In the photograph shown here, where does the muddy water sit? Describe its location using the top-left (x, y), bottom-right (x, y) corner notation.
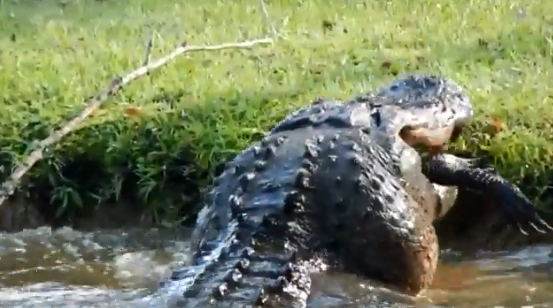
top-left (1, 227), bottom-right (553, 308)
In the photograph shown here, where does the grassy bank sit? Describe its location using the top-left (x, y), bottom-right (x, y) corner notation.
top-left (1, 0), bottom-right (552, 225)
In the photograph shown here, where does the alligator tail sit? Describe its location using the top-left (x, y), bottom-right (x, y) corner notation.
top-left (159, 131), bottom-right (315, 307)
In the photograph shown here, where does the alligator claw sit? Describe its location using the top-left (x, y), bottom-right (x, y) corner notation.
top-left (422, 154), bottom-right (553, 235)
top-left (540, 218), bottom-right (553, 231)
top-left (518, 213), bottom-right (553, 235)
top-left (529, 222), bottom-right (546, 234)
top-left (518, 224), bottom-right (529, 236)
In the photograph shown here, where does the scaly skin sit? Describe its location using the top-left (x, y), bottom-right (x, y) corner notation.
top-left (160, 74), bottom-right (552, 307)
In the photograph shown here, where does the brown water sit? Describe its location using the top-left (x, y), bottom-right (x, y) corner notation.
top-left (1, 227), bottom-right (553, 308)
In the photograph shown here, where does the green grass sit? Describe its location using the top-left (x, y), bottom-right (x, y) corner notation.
top-left (1, 0), bottom-right (553, 224)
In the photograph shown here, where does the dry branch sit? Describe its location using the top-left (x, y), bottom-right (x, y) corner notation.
top-left (258, 0), bottom-right (279, 38)
top-left (0, 37), bottom-right (273, 208)
top-left (142, 31), bottom-right (156, 66)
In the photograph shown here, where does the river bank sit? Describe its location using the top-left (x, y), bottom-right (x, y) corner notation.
top-left (1, 0), bottom-right (553, 232)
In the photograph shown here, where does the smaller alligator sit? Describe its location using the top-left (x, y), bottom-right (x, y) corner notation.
top-left (158, 74), bottom-right (552, 308)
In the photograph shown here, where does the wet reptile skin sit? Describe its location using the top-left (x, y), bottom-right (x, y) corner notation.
top-left (157, 74), bottom-right (551, 307)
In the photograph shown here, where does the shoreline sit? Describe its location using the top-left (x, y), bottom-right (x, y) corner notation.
top-left (3, 168), bottom-right (553, 253)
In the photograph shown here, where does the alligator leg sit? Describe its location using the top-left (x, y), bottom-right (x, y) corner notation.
top-left (422, 153), bottom-right (553, 234)
top-left (306, 127), bottom-right (440, 296)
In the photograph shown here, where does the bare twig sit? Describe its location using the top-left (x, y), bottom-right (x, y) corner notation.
top-left (0, 0), bottom-right (279, 209)
top-left (0, 37), bottom-right (273, 208)
top-left (258, 0), bottom-right (279, 38)
top-left (142, 31), bottom-right (156, 66)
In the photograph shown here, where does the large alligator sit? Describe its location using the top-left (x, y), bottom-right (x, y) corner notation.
top-left (156, 74), bottom-right (552, 307)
